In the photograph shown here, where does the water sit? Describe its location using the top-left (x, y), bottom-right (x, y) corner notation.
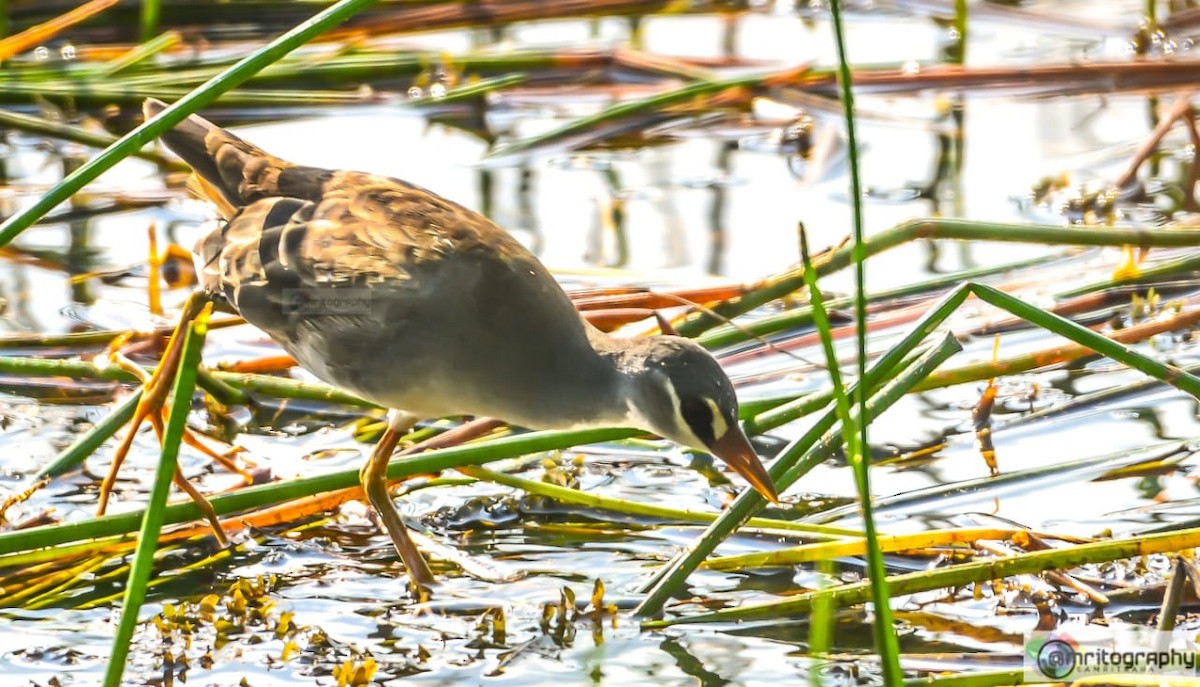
top-left (4, 3), bottom-right (1200, 684)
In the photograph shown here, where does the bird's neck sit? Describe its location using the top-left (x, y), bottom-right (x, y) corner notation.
top-left (580, 325), bottom-right (650, 428)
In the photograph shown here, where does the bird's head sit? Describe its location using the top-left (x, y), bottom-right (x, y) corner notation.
top-left (623, 336), bottom-right (779, 502)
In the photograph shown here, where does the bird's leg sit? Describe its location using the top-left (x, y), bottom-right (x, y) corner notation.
top-left (97, 291), bottom-right (211, 516)
top-left (170, 464), bottom-right (229, 547)
top-left (360, 410), bottom-right (435, 588)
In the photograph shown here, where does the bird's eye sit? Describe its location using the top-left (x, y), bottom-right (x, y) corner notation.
top-left (680, 397), bottom-right (716, 446)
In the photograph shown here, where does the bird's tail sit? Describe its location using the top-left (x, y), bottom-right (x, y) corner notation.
top-left (144, 98), bottom-right (290, 213)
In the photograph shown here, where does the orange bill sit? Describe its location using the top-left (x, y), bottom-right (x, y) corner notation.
top-left (710, 425), bottom-right (779, 502)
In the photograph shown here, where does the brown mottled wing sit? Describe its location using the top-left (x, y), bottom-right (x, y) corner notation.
top-left (155, 97), bottom-right (573, 409)
top-left (196, 169), bottom-right (532, 336)
top-left (144, 98), bottom-right (295, 211)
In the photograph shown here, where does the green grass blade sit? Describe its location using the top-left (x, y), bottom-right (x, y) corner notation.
top-left (634, 331), bottom-right (962, 616)
top-left (797, 228), bottom-right (853, 672)
top-left (827, 0), bottom-right (903, 676)
top-left (0, 0), bottom-right (380, 248)
top-left (0, 427), bottom-right (642, 556)
top-left (36, 389), bottom-right (142, 480)
top-left (971, 283), bottom-right (1200, 397)
top-left (903, 669), bottom-right (1024, 687)
top-left (635, 283), bottom-right (974, 614)
top-left (675, 219), bottom-right (1200, 338)
top-left (102, 311), bottom-right (208, 687)
top-left (641, 523), bottom-right (1200, 627)
top-left (138, 0), bottom-right (160, 43)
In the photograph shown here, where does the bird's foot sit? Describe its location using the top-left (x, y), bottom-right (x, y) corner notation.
top-left (95, 291), bottom-right (234, 547)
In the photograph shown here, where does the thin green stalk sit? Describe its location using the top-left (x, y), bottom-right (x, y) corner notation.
top-left (807, 440), bottom-right (1187, 526)
top-left (138, 0), bottom-right (160, 43)
top-left (0, 427), bottom-right (642, 556)
top-left (1158, 556), bottom-right (1186, 632)
top-left (0, 531), bottom-right (136, 570)
top-left (675, 219), bottom-right (1200, 338)
top-left (36, 390), bottom-right (141, 480)
top-left (641, 524), bottom-right (1200, 627)
top-left (0, 83), bottom-right (366, 105)
top-left (406, 73), bottom-right (527, 106)
top-left (635, 328), bottom-right (963, 617)
top-left (972, 283), bottom-right (1200, 397)
top-left (1056, 250), bottom-right (1200, 299)
top-left (797, 229), bottom-right (847, 676)
top-left (902, 670), bottom-right (1024, 687)
top-left (103, 310), bottom-right (207, 687)
top-left (195, 368), bottom-right (251, 407)
top-left (826, 2), bottom-right (901, 676)
top-left (954, 0), bottom-right (968, 65)
top-left (460, 465), bottom-right (857, 539)
top-left (698, 250), bottom-right (1062, 350)
top-left (0, 355), bottom-right (375, 407)
top-left (0, 0), bottom-right (381, 247)
top-left (99, 29), bottom-right (180, 77)
top-left (0, 317), bottom-right (242, 349)
top-left (0, 109), bottom-right (186, 169)
top-left (486, 64), bottom-right (818, 160)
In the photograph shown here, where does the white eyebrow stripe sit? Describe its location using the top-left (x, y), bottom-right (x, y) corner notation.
top-left (663, 378), bottom-right (705, 448)
top-left (704, 397), bottom-right (728, 440)
top-left (662, 377), bottom-right (686, 436)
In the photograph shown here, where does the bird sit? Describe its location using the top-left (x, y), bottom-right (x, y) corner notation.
top-left (143, 98), bottom-right (779, 588)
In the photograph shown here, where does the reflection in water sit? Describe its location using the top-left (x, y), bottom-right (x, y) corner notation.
top-left (659, 635), bottom-right (731, 686)
top-left (63, 153), bottom-right (95, 306)
top-left (602, 164), bottom-right (629, 267)
top-left (708, 141), bottom-right (736, 274)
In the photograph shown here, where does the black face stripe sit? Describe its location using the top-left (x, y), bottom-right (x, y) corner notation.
top-left (680, 397), bottom-right (715, 447)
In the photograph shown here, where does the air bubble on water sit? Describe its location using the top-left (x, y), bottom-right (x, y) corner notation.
top-left (430, 83), bottom-right (447, 99)
top-left (33, 46), bottom-right (49, 60)
top-left (61, 44), bottom-right (76, 60)
top-left (407, 86), bottom-right (423, 98)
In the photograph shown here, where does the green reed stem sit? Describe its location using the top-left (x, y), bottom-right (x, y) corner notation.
top-left (0, 109), bottom-right (186, 169)
top-left (0, 0), bottom-right (381, 248)
top-left (797, 228), bottom-right (848, 673)
top-left (138, 0), bottom-right (160, 43)
top-left (103, 311), bottom-right (206, 687)
top-left (0, 427), bottom-right (642, 556)
top-left (99, 29), bottom-right (181, 77)
top-left (641, 524), bottom-right (1200, 627)
top-left (699, 251), bottom-right (1061, 350)
top-left (36, 390), bottom-right (141, 480)
top-left (635, 329), bottom-right (963, 617)
top-left (676, 219), bottom-right (1200, 338)
top-left (486, 64), bottom-right (820, 160)
top-left (972, 283), bottom-right (1200, 397)
top-left (902, 670), bottom-right (1025, 687)
top-left (460, 465), bottom-right (857, 539)
top-left (827, 0), bottom-right (902, 673)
